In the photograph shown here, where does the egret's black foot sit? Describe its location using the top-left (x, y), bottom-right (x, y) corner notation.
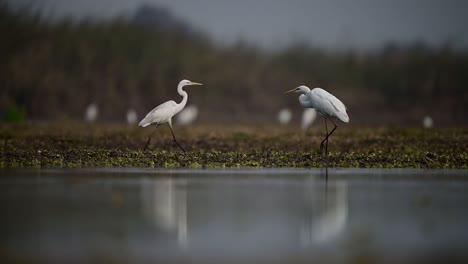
top-left (174, 140), bottom-right (186, 153)
top-left (143, 140), bottom-right (151, 151)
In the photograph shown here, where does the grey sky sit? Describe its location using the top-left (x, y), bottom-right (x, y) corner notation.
top-left (13, 0), bottom-right (468, 50)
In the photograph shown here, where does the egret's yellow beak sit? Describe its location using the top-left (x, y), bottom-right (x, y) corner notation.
top-left (284, 87), bottom-right (298, 94)
top-left (190, 82), bottom-right (203, 86)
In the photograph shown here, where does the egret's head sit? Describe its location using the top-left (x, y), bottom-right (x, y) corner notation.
top-left (284, 85), bottom-right (310, 94)
top-left (180, 79), bottom-right (203, 87)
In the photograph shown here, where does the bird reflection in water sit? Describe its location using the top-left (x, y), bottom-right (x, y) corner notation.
top-left (300, 167), bottom-right (349, 246)
top-left (139, 170), bottom-right (349, 256)
top-left (141, 178), bottom-right (188, 249)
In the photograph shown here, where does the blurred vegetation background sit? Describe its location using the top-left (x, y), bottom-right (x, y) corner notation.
top-left (1, 1), bottom-right (467, 125)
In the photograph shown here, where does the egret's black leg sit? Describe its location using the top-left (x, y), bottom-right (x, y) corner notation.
top-left (325, 118), bottom-right (329, 155)
top-left (320, 118), bottom-right (328, 154)
top-left (169, 123), bottom-right (186, 153)
top-left (325, 119), bottom-right (338, 155)
top-left (143, 125), bottom-right (159, 151)
top-left (320, 118), bottom-right (338, 155)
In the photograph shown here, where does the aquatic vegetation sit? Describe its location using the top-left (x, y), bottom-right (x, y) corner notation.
top-left (0, 123), bottom-right (466, 168)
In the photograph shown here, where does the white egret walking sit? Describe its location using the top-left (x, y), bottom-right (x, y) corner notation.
top-left (285, 86), bottom-right (349, 154)
top-left (139, 79), bottom-right (203, 152)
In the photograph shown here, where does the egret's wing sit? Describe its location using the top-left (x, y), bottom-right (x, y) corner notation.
top-left (139, 100), bottom-right (177, 127)
top-left (311, 88), bottom-right (349, 123)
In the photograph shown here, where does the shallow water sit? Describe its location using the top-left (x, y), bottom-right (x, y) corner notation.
top-left (1, 168), bottom-right (467, 264)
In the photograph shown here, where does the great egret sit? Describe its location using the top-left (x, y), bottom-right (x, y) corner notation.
top-left (139, 79), bottom-right (203, 152)
top-left (176, 105), bottom-right (198, 126)
top-left (84, 103), bottom-right (98, 122)
top-left (285, 86), bottom-right (349, 154)
top-left (278, 108), bottom-right (292, 125)
top-left (301, 108), bottom-right (317, 130)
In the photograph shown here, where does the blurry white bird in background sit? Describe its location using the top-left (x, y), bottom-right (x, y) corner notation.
top-left (285, 86), bottom-right (349, 155)
top-left (84, 103), bottom-right (98, 122)
top-left (278, 108), bottom-right (292, 125)
top-left (176, 105), bottom-right (198, 126)
top-left (138, 79), bottom-right (203, 152)
top-left (126, 108), bottom-right (138, 125)
top-left (301, 108), bottom-right (317, 130)
top-left (423, 115), bottom-right (433, 128)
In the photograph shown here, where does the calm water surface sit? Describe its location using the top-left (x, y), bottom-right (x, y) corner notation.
top-left (1, 168), bottom-right (467, 264)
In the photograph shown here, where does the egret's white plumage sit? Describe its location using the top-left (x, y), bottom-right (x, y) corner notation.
top-left (139, 79), bottom-right (202, 151)
top-left (139, 100), bottom-right (179, 128)
top-left (176, 105), bottom-right (198, 126)
top-left (278, 108), bottom-right (292, 125)
top-left (295, 86), bottom-right (349, 123)
top-left (285, 85), bottom-right (349, 154)
top-left (301, 108), bottom-right (317, 130)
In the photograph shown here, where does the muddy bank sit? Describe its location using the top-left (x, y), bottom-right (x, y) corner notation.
top-left (1, 122), bottom-right (466, 168)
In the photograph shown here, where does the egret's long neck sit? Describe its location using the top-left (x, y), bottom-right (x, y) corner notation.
top-left (299, 94), bottom-right (309, 106)
top-left (177, 84), bottom-right (188, 111)
top-left (298, 89), bottom-right (311, 107)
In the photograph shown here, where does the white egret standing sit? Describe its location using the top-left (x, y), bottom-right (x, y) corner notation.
top-left (285, 86), bottom-right (349, 155)
top-left (139, 79), bottom-right (203, 152)
top-left (301, 108), bottom-right (317, 130)
top-left (278, 108), bottom-right (292, 125)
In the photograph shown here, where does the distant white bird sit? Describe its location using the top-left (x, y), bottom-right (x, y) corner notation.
top-left (176, 105), bottom-right (198, 126)
top-left (126, 109), bottom-right (138, 125)
top-left (301, 108), bottom-right (317, 130)
top-left (139, 79), bottom-right (202, 152)
top-left (278, 108), bottom-right (292, 125)
top-left (84, 103), bottom-right (98, 122)
top-left (285, 86), bottom-right (349, 154)
top-left (423, 115), bottom-right (433, 128)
